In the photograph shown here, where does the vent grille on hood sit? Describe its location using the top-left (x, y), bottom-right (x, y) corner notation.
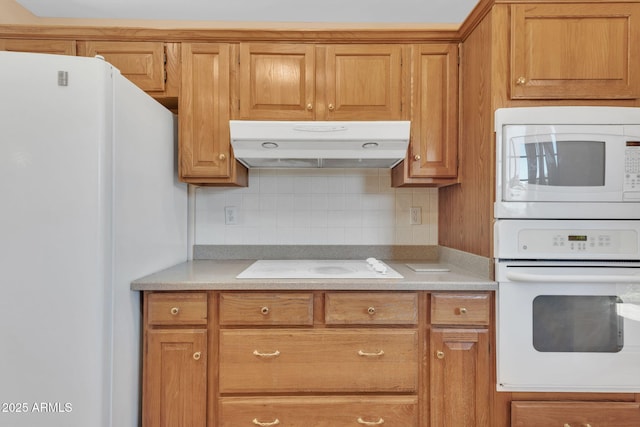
top-left (230, 120), bottom-right (410, 168)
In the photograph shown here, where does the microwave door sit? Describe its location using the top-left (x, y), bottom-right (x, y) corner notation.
top-left (502, 132), bottom-right (624, 202)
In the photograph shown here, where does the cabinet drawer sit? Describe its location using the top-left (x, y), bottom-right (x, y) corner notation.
top-left (512, 401), bottom-right (640, 427)
top-left (219, 292), bottom-right (313, 326)
top-left (147, 292), bottom-right (207, 326)
top-left (325, 292), bottom-right (418, 325)
top-left (431, 293), bottom-right (490, 325)
top-left (219, 329), bottom-right (418, 393)
top-left (219, 396), bottom-right (418, 427)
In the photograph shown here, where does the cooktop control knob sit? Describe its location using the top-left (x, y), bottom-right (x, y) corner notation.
top-left (366, 257), bottom-right (388, 274)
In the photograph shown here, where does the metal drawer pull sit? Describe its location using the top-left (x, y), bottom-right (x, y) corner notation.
top-left (367, 306), bottom-right (376, 315)
top-left (459, 307), bottom-right (468, 314)
top-left (252, 418), bottom-right (280, 426)
top-left (170, 307), bottom-right (179, 315)
top-left (260, 306), bottom-right (270, 315)
top-left (357, 417), bottom-right (384, 425)
top-left (193, 352), bottom-right (201, 361)
top-left (253, 350), bottom-right (281, 358)
top-left (358, 349), bottom-right (385, 357)
top-left (436, 351), bottom-right (445, 359)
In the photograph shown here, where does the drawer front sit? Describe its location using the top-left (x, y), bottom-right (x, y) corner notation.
top-left (219, 292), bottom-right (314, 326)
top-left (512, 401), bottom-right (640, 427)
top-left (219, 329), bottom-right (418, 393)
top-left (325, 292), bottom-right (418, 325)
top-left (219, 396), bottom-right (418, 427)
top-left (147, 292), bottom-right (207, 326)
top-left (431, 292), bottom-right (490, 325)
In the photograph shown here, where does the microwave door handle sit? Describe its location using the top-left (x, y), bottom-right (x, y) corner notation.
top-left (505, 271), bottom-right (640, 283)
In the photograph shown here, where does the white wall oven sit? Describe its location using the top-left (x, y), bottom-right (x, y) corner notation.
top-left (494, 106), bottom-right (640, 393)
top-left (495, 106), bottom-right (640, 219)
top-left (495, 220), bottom-right (640, 392)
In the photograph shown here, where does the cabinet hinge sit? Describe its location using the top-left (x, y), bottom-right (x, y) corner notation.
top-left (163, 47), bottom-right (168, 83)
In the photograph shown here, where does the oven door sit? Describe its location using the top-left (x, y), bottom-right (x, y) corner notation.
top-left (496, 263), bottom-right (640, 392)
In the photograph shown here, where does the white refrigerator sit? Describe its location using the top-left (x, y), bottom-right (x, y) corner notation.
top-left (0, 51), bottom-right (188, 426)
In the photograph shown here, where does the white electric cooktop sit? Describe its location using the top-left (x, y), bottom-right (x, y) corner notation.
top-left (236, 258), bottom-right (403, 279)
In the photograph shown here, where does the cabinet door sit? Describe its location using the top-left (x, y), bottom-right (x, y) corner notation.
top-left (430, 328), bottom-right (491, 427)
top-left (324, 44), bottom-right (406, 120)
top-left (511, 3), bottom-right (640, 99)
top-left (410, 44), bottom-right (458, 178)
top-left (239, 43), bottom-right (315, 120)
top-left (391, 44), bottom-right (459, 187)
top-left (0, 39), bottom-right (76, 55)
top-left (180, 43), bottom-right (247, 185)
top-left (143, 329), bottom-right (207, 427)
top-left (78, 41), bottom-right (166, 92)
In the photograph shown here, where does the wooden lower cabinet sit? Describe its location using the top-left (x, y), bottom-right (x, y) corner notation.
top-left (143, 329), bottom-right (207, 427)
top-left (219, 396), bottom-right (419, 427)
top-left (142, 290), bottom-right (497, 427)
top-left (430, 328), bottom-right (491, 427)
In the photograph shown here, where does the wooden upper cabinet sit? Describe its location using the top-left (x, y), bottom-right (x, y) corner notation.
top-left (510, 3), bottom-right (640, 99)
top-left (324, 44), bottom-right (405, 120)
top-left (0, 39), bottom-right (76, 55)
top-left (392, 43), bottom-right (459, 187)
top-left (78, 41), bottom-right (167, 92)
top-left (238, 43), bottom-right (407, 120)
top-left (239, 43), bottom-right (315, 120)
top-left (180, 43), bottom-right (247, 186)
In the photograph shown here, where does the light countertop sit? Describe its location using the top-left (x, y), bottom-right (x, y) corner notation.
top-left (131, 259), bottom-right (497, 291)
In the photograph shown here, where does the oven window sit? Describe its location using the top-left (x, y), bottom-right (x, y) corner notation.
top-left (519, 140), bottom-right (605, 186)
top-left (532, 295), bottom-right (623, 353)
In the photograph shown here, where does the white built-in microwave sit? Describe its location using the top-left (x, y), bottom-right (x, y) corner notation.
top-left (495, 107), bottom-right (640, 219)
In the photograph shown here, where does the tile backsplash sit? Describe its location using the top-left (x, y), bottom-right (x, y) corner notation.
top-left (195, 169), bottom-right (437, 245)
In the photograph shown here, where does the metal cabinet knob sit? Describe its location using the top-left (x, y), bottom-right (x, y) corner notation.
top-left (328, 104), bottom-right (335, 111)
top-left (193, 351), bottom-right (201, 361)
top-left (414, 154), bottom-right (421, 161)
top-left (516, 76), bottom-right (526, 85)
top-left (170, 307), bottom-right (179, 315)
top-left (367, 306), bottom-right (376, 315)
top-left (260, 306), bottom-right (270, 315)
top-left (436, 351), bottom-right (445, 359)
top-left (459, 307), bottom-right (468, 314)
top-left (306, 103), bottom-right (313, 111)
top-left (219, 153), bottom-right (227, 161)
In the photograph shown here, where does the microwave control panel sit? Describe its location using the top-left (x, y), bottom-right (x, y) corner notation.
top-left (517, 229), bottom-right (638, 255)
top-left (625, 141), bottom-right (640, 192)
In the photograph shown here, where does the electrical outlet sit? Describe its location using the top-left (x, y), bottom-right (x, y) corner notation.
top-left (224, 206), bottom-right (238, 225)
top-left (409, 207), bottom-right (422, 225)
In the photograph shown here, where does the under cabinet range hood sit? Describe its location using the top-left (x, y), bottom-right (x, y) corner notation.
top-left (230, 120), bottom-right (410, 168)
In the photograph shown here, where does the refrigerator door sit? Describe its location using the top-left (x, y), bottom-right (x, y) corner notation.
top-left (0, 52), bottom-right (113, 426)
top-left (111, 66), bottom-right (188, 426)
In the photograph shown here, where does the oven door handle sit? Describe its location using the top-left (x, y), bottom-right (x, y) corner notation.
top-left (506, 271), bottom-right (640, 283)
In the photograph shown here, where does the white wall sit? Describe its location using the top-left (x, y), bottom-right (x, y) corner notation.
top-left (195, 168), bottom-right (437, 245)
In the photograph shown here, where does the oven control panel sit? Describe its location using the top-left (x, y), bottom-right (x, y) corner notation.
top-left (495, 220), bottom-right (640, 260)
top-left (518, 229), bottom-right (637, 255)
